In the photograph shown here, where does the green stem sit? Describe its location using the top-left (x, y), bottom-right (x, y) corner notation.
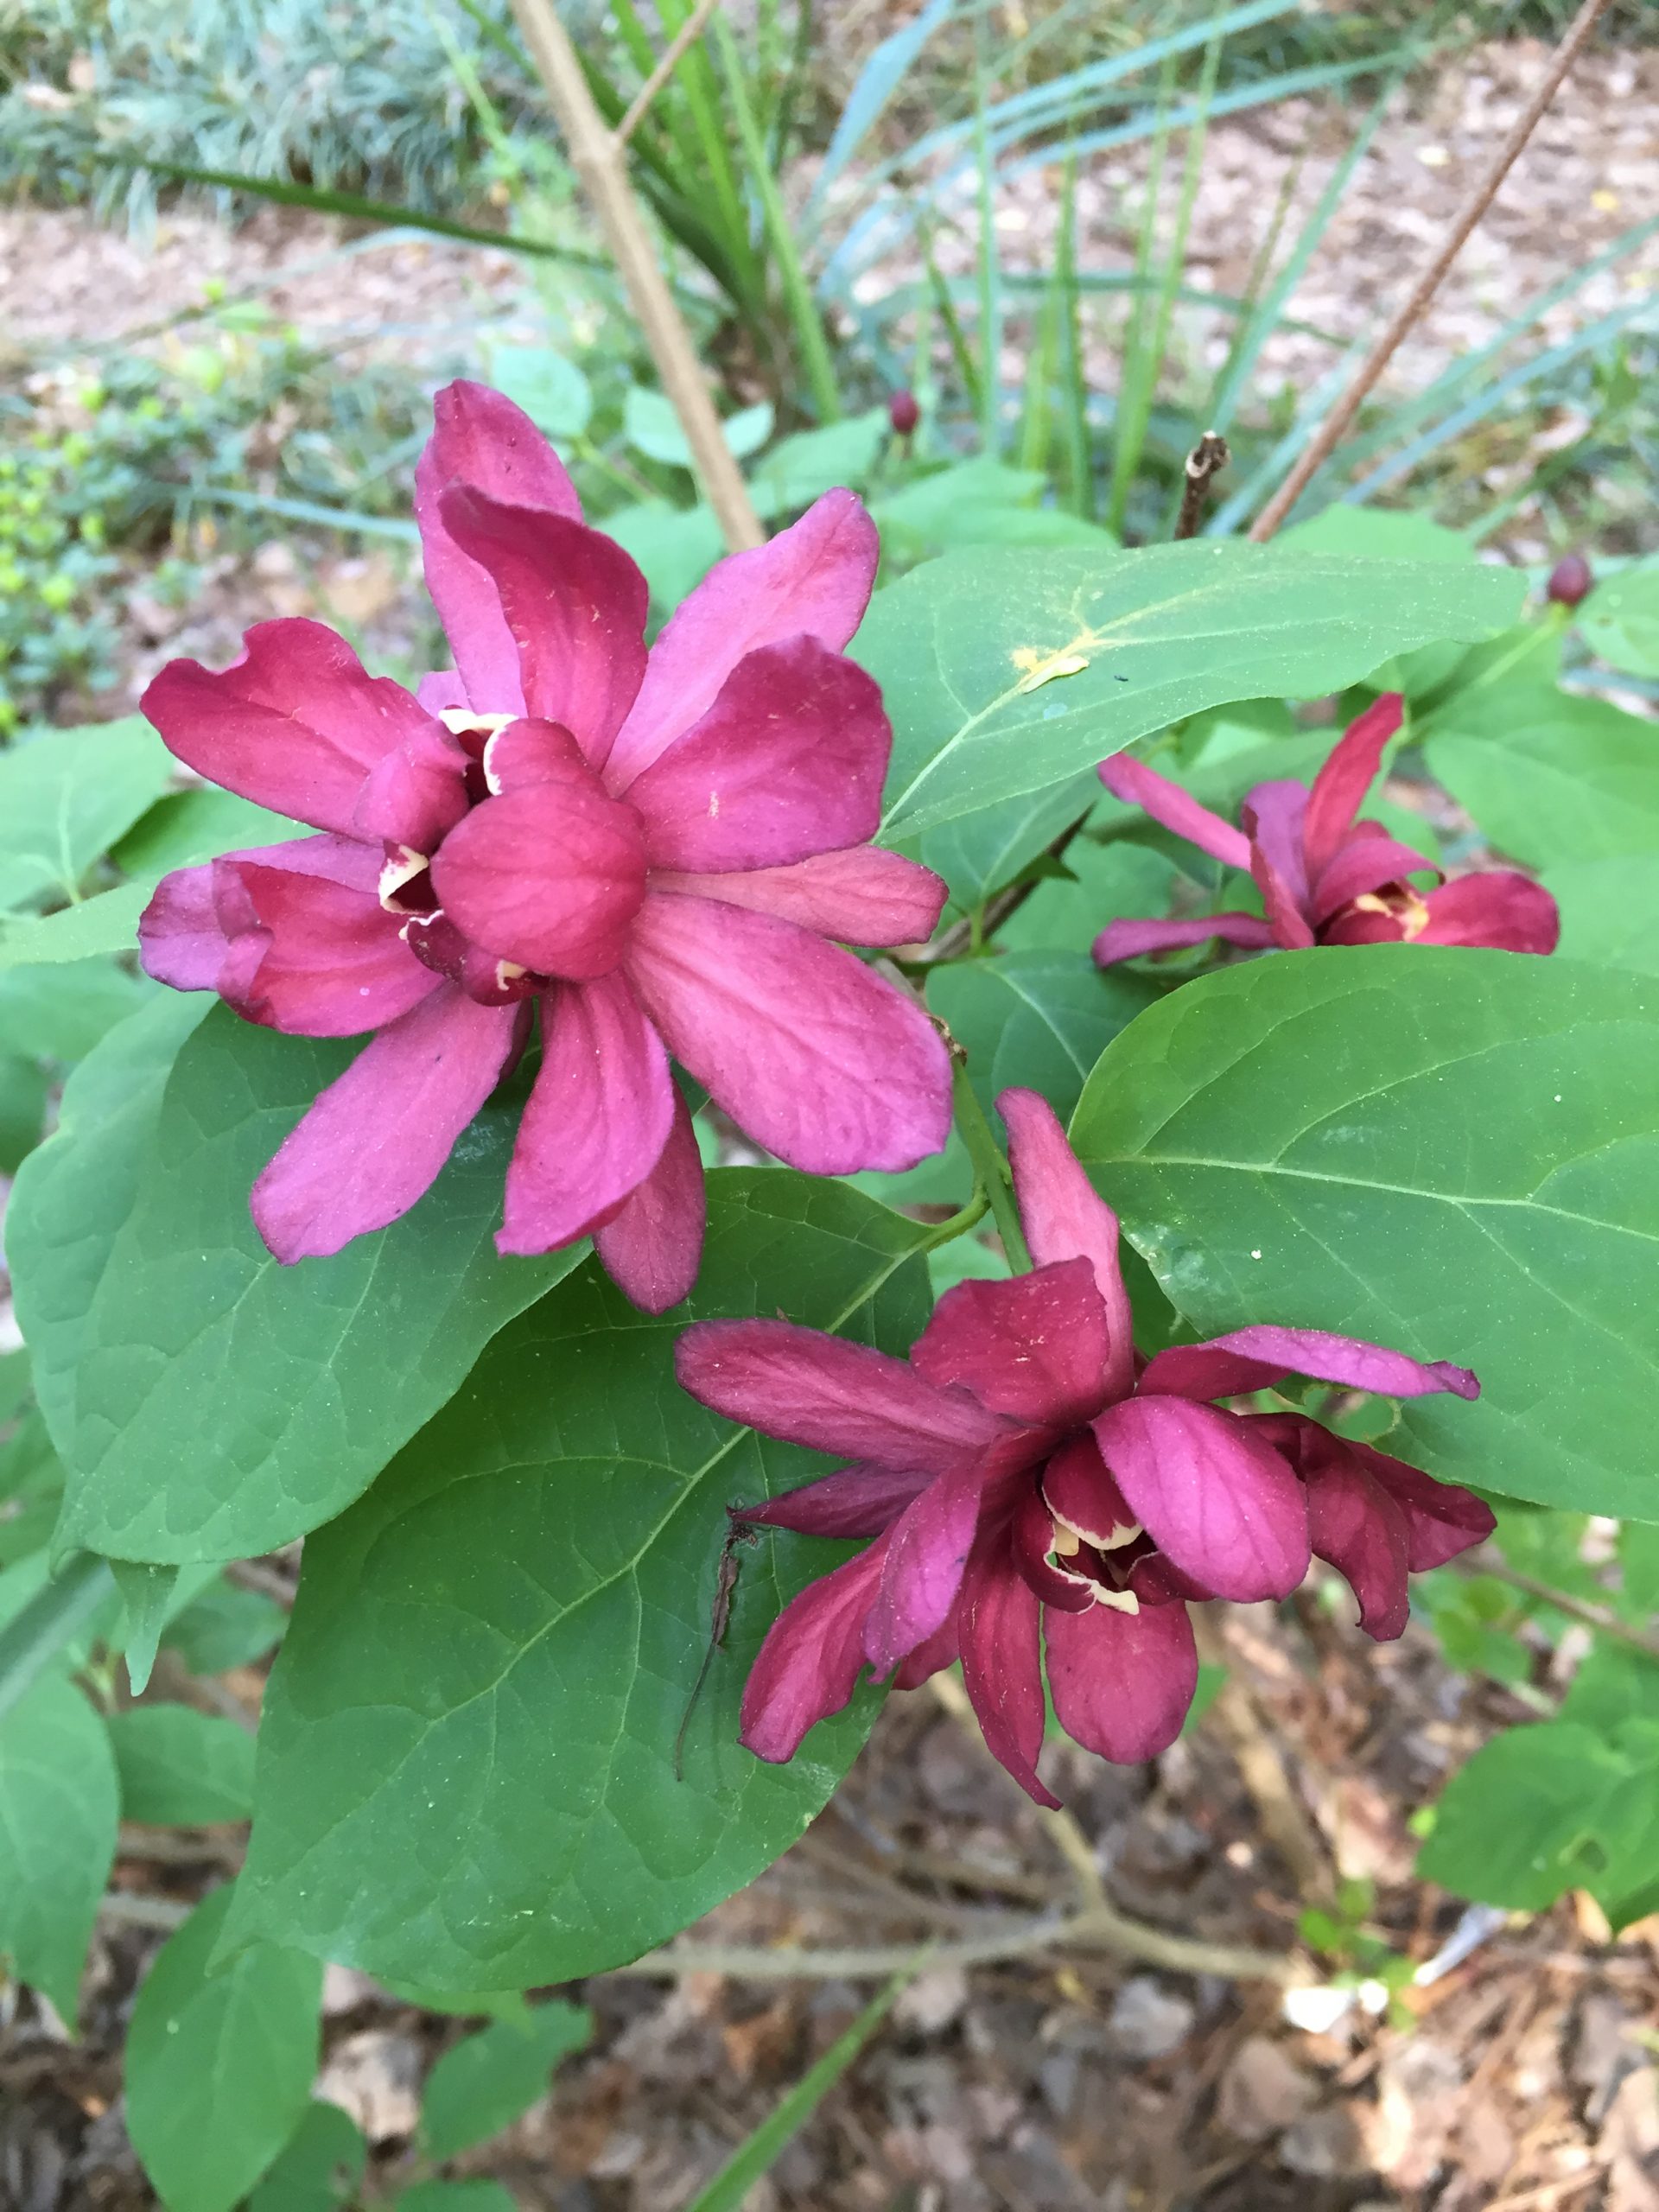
top-left (950, 1063), bottom-right (1030, 1272)
top-left (0, 1554), bottom-right (113, 1726)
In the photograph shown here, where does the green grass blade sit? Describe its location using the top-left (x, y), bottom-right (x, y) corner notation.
top-left (653, 0), bottom-right (770, 315)
top-left (683, 1972), bottom-right (914, 2212)
top-left (1106, 56), bottom-right (1176, 536)
top-left (921, 218), bottom-right (982, 417)
top-left (0, 1556), bottom-right (113, 1727)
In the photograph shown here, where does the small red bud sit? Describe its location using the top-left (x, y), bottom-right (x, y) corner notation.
top-left (1546, 552), bottom-right (1593, 609)
top-left (887, 389), bottom-right (920, 438)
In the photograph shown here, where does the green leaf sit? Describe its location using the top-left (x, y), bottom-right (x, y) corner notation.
top-left (1280, 508), bottom-right (1476, 563)
top-left (930, 953), bottom-right (1156, 1126)
top-left (864, 543), bottom-right (1523, 839)
top-left (246, 2102), bottom-right (366, 2212)
top-left (420, 2001), bottom-right (593, 2160)
top-left (919, 770), bottom-right (1098, 915)
top-left (0, 718), bottom-right (175, 913)
top-left (485, 346), bottom-right (593, 440)
top-left (997, 838), bottom-right (1192, 956)
top-left (394, 2186), bottom-right (517, 2212)
top-left (22, 1007), bottom-right (582, 1563)
top-left (1544, 856), bottom-right (1659, 975)
top-left (0, 958), bottom-right (152, 1062)
top-left (109, 1706), bottom-right (257, 1826)
top-left (625, 387), bottom-right (772, 467)
top-left (113, 788), bottom-right (302, 880)
top-left (0, 1674), bottom-right (118, 2018)
top-left (109, 1560), bottom-right (181, 1694)
top-left (126, 1886), bottom-right (322, 2212)
top-left (162, 1578), bottom-right (288, 1675)
top-left (1557, 1643), bottom-right (1659, 1738)
top-left (0, 885), bottom-right (150, 973)
top-left (1577, 557), bottom-right (1659, 677)
top-left (685, 1974), bottom-right (906, 2212)
top-left (0, 1052), bottom-right (49, 1173)
top-left (1426, 686), bottom-right (1659, 868)
top-left (748, 409), bottom-right (887, 519)
top-left (605, 499), bottom-right (725, 613)
top-left (1070, 946), bottom-right (1659, 1518)
top-left (226, 1170), bottom-right (933, 1990)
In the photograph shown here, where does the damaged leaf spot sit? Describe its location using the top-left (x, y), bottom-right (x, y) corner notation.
top-left (1011, 645), bottom-right (1091, 695)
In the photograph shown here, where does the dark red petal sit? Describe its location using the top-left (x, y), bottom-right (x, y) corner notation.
top-left (1246, 832), bottom-right (1316, 950)
top-left (1039, 1429), bottom-right (1135, 1544)
top-left (1010, 1479), bottom-right (1098, 1611)
top-left (957, 1529), bottom-right (1061, 1808)
top-left (865, 1460), bottom-right (986, 1676)
top-left (224, 860), bottom-right (434, 1035)
top-left (353, 721), bottom-right (471, 851)
top-left (997, 1088), bottom-right (1135, 1399)
top-left (1093, 912), bottom-right (1276, 968)
top-left (1045, 1597), bottom-right (1198, 1763)
top-left (1307, 834), bottom-right (1440, 926)
top-left (590, 1084), bottom-right (705, 1313)
top-left (1241, 778), bottom-right (1312, 908)
top-left (739, 1538), bottom-right (888, 1764)
top-left (1097, 753), bottom-right (1252, 870)
top-left (626, 637), bottom-right (890, 869)
top-left (429, 781), bottom-right (647, 982)
top-left (910, 1258), bottom-right (1111, 1427)
top-left (1154, 1324), bottom-right (1478, 1403)
top-left (1416, 871), bottom-right (1561, 954)
top-left (655, 846), bottom-right (947, 948)
top-left (894, 1613), bottom-right (960, 1691)
top-left (741, 1463), bottom-right (935, 1538)
top-left (1300, 693), bottom-right (1404, 881)
top-left (1338, 1438), bottom-right (1497, 1571)
top-left (481, 716), bottom-right (592, 795)
top-left (1092, 1396), bottom-right (1310, 1603)
top-left (1306, 1458), bottom-right (1411, 1640)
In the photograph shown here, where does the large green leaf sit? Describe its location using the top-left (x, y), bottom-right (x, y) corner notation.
top-left (1426, 685), bottom-right (1659, 868)
top-left (1070, 946), bottom-right (1659, 1518)
top-left (0, 957), bottom-right (152, 1060)
top-left (0, 717), bottom-right (175, 913)
top-left (0, 1674), bottom-right (118, 2018)
top-left (1546, 856), bottom-right (1659, 976)
top-left (225, 1170), bottom-right (933, 1990)
top-left (930, 952), bottom-right (1156, 1124)
top-left (109, 1705), bottom-right (257, 1826)
top-left (16, 1007), bottom-right (581, 1563)
top-left (918, 769), bottom-right (1097, 915)
top-left (1577, 556), bottom-right (1659, 677)
top-left (861, 543), bottom-right (1522, 838)
top-left (126, 1885), bottom-right (322, 2212)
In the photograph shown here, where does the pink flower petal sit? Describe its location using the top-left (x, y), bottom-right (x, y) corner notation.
top-left (894, 1614), bottom-right (961, 1690)
top-left (143, 620), bottom-right (439, 836)
top-left (414, 379), bottom-right (583, 717)
top-left (910, 1258), bottom-right (1112, 1427)
top-left (1415, 871), bottom-right (1560, 954)
top-left (251, 987), bottom-right (518, 1260)
top-left (1092, 1395), bottom-right (1310, 1602)
top-left (652, 845), bottom-right (946, 947)
top-left (416, 670), bottom-right (469, 715)
top-left (674, 1319), bottom-right (1004, 1472)
top-left (1245, 831), bottom-right (1316, 950)
top-left (741, 1463), bottom-right (935, 1538)
top-left (482, 716), bottom-right (592, 795)
top-left (1039, 1429), bottom-right (1135, 1544)
top-left (1097, 753), bottom-right (1252, 871)
top-left (1335, 1437), bottom-right (1495, 1571)
top-left (626, 636), bottom-right (890, 869)
top-left (498, 972), bottom-right (673, 1256)
top-left (1010, 1479), bottom-right (1098, 1611)
top-left (1045, 1596), bottom-right (1198, 1763)
top-left (1241, 778), bottom-right (1312, 908)
top-left (437, 486), bottom-right (648, 762)
top-left (1300, 693), bottom-right (1403, 881)
top-left (1093, 912), bottom-right (1276, 967)
top-left (1304, 1458), bottom-right (1411, 1640)
top-left (865, 1460), bottom-right (986, 1676)
top-left (429, 779), bottom-right (648, 982)
top-left (139, 863), bottom-right (232, 991)
top-left (353, 721), bottom-right (472, 851)
top-left (625, 892), bottom-right (951, 1174)
top-left (219, 858), bottom-right (435, 1034)
top-left (997, 1087), bottom-right (1135, 1399)
top-left (590, 1085), bottom-right (705, 1313)
top-left (1154, 1325), bottom-right (1478, 1403)
top-left (1307, 833), bottom-right (1438, 926)
top-left (740, 1537), bottom-right (888, 1764)
top-left (957, 1529), bottom-right (1061, 1808)
top-left (605, 489), bottom-right (879, 790)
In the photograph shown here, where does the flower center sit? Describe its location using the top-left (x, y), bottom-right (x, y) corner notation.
top-left (1351, 885), bottom-right (1431, 940)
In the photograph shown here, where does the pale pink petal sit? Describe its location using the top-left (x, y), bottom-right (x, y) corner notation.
top-left (997, 1087), bottom-right (1135, 1399)
top-left (606, 489), bottom-right (879, 789)
top-left (1092, 1395), bottom-right (1310, 1602)
top-left (910, 1258), bottom-right (1111, 1427)
top-left (251, 988), bottom-right (518, 1260)
top-left (739, 1538), bottom-right (887, 1764)
top-left (429, 779), bottom-right (647, 982)
top-left (652, 845), bottom-right (946, 947)
top-left (1300, 693), bottom-right (1403, 881)
top-left (864, 1460), bottom-right (986, 1676)
top-left (1093, 912), bottom-right (1275, 967)
top-left (416, 670), bottom-right (470, 715)
top-left (1045, 1597), bottom-right (1198, 1764)
top-left (1097, 753), bottom-right (1252, 871)
top-left (624, 892), bottom-right (951, 1174)
top-left (591, 1086), bottom-right (705, 1313)
top-left (414, 379), bottom-right (583, 716)
top-left (958, 1529), bottom-right (1061, 1808)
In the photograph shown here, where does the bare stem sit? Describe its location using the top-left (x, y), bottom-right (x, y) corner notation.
top-left (949, 1058), bottom-right (1030, 1271)
top-left (615, 0), bottom-right (721, 147)
top-left (1174, 429), bottom-right (1230, 539)
top-left (1453, 1552), bottom-right (1659, 1664)
top-left (1248, 0), bottom-right (1614, 542)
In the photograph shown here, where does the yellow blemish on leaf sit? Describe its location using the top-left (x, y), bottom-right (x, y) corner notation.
top-left (1010, 645), bottom-right (1090, 694)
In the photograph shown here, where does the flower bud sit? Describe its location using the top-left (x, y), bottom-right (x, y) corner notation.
top-left (887, 389), bottom-right (920, 438)
top-left (1546, 552), bottom-right (1592, 609)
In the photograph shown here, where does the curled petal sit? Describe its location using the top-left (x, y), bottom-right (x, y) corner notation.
top-left (1415, 871), bottom-right (1561, 955)
top-left (1010, 1480), bottom-right (1098, 1611)
top-left (482, 716), bottom-right (592, 795)
top-left (1241, 778), bottom-right (1312, 909)
top-left (894, 1614), bottom-right (961, 1691)
top-left (657, 845), bottom-right (947, 948)
top-left (625, 892), bottom-right (951, 1175)
top-left (429, 779), bottom-right (648, 982)
top-left (911, 1258), bottom-right (1111, 1427)
top-left (1332, 1436), bottom-right (1496, 1571)
top-left (140, 862), bottom-right (232, 992)
top-left (606, 489), bottom-right (879, 789)
top-left (626, 637), bottom-right (891, 871)
top-left (674, 1318), bottom-right (1005, 1472)
top-left (1147, 1324), bottom-right (1478, 1404)
top-left (353, 721), bottom-right (471, 851)
top-left (997, 1087), bottom-right (1135, 1400)
top-left (957, 1528), bottom-right (1060, 1808)
top-left (219, 859), bottom-right (434, 1035)
top-left (865, 1460), bottom-right (985, 1677)
top-left (414, 379), bottom-right (582, 717)
top-left (251, 987), bottom-right (517, 1261)
top-left (1097, 752), bottom-right (1252, 872)
top-left (740, 1538), bottom-right (887, 1764)
top-left (1307, 834), bottom-right (1438, 927)
top-left (1300, 692), bottom-right (1403, 881)
top-left (1093, 912), bottom-right (1276, 968)
top-left (740, 1463), bottom-right (935, 1539)
top-left (1305, 1458), bottom-right (1411, 1640)
top-left (591, 1085), bottom-right (705, 1313)
top-left (1045, 1597), bottom-right (1198, 1764)
top-left (1040, 1429), bottom-right (1135, 1546)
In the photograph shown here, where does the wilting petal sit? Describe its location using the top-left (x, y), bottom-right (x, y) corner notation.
top-left (438, 486), bottom-right (648, 763)
top-left (741, 1462), bottom-right (934, 1539)
top-left (625, 892), bottom-right (951, 1174)
top-left (353, 721), bottom-right (471, 850)
top-left (1307, 833), bottom-right (1438, 926)
top-left (251, 987), bottom-right (517, 1260)
top-left (605, 490), bottom-right (879, 789)
top-left (997, 1087), bottom-right (1135, 1400)
top-left (1150, 1324), bottom-right (1478, 1403)
top-left (911, 1258), bottom-right (1111, 1427)
top-left (591, 1086), bottom-right (705, 1313)
top-left (1045, 1596), bottom-right (1198, 1764)
top-left (957, 1529), bottom-right (1060, 1808)
top-left (430, 778), bottom-right (648, 981)
top-left (1300, 693), bottom-right (1404, 881)
top-left (1040, 1429), bottom-right (1135, 1545)
top-left (865, 1460), bottom-right (985, 1675)
top-left (414, 379), bottom-right (583, 717)
top-left (1305, 1458), bottom-right (1411, 1640)
top-left (220, 859), bottom-right (435, 1035)
top-left (1093, 912), bottom-right (1276, 967)
top-left (499, 972), bottom-right (673, 1256)
top-left (1338, 1437), bottom-right (1495, 1570)
top-left (143, 620), bottom-right (439, 836)
top-left (740, 1538), bottom-right (887, 1764)
top-left (626, 637), bottom-right (890, 869)
top-left (1097, 753), bottom-right (1252, 871)
top-left (657, 845), bottom-right (947, 947)
top-left (674, 1318), bottom-right (1004, 1471)
top-left (1416, 871), bottom-right (1560, 954)
top-left (894, 1614), bottom-right (961, 1690)
top-left (1093, 1395), bottom-right (1309, 1602)
top-left (1241, 778), bottom-right (1311, 909)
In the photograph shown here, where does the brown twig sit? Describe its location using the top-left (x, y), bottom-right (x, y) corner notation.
top-left (506, 0), bottom-right (764, 554)
top-left (1174, 429), bottom-right (1230, 539)
top-left (1452, 1552), bottom-right (1659, 1663)
top-left (1194, 1611), bottom-right (1335, 1905)
top-left (615, 0), bottom-right (721, 146)
top-left (1247, 0), bottom-right (1615, 542)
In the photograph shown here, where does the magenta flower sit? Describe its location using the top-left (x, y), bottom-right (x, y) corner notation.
top-left (675, 1090), bottom-right (1490, 1804)
top-left (137, 381), bottom-right (950, 1310)
top-left (1094, 693), bottom-right (1560, 968)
